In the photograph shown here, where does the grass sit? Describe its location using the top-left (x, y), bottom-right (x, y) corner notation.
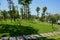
top-left (47, 35), bottom-right (60, 40)
top-left (0, 20), bottom-right (58, 37)
top-left (19, 20), bottom-right (55, 33)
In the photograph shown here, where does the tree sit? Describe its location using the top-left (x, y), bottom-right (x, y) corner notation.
top-left (20, 7), bottom-right (24, 19)
top-left (15, 6), bottom-right (19, 19)
top-left (36, 6), bottom-right (40, 17)
top-left (0, 10), bottom-right (3, 20)
top-left (18, 0), bottom-right (32, 19)
top-left (7, 0), bottom-right (13, 10)
top-left (47, 14), bottom-right (58, 28)
top-left (1, 10), bottom-right (8, 20)
top-left (26, 4), bottom-right (31, 19)
top-left (44, 12), bottom-right (50, 22)
top-left (12, 5), bottom-right (16, 21)
top-left (42, 6), bottom-right (47, 21)
top-left (7, 0), bottom-right (13, 21)
top-left (54, 14), bottom-right (60, 20)
top-left (48, 14), bottom-right (58, 31)
top-left (7, 0), bottom-right (17, 21)
top-left (43, 6), bottom-right (47, 13)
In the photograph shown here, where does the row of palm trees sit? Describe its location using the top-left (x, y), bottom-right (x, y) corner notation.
top-left (18, 0), bottom-right (47, 21)
top-left (18, 0), bottom-right (32, 19)
top-left (0, 0), bottom-right (47, 21)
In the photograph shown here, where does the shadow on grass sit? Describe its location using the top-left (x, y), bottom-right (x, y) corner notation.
top-left (41, 37), bottom-right (56, 40)
top-left (26, 37), bottom-right (56, 40)
top-left (36, 37), bottom-right (56, 40)
top-left (0, 24), bottom-right (38, 37)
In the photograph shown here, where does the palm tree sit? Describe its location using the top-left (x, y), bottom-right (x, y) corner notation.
top-left (7, 0), bottom-right (13, 10)
top-left (7, 0), bottom-right (16, 21)
top-left (20, 7), bottom-right (24, 19)
top-left (1, 10), bottom-right (8, 20)
top-left (42, 6), bottom-right (47, 21)
top-left (18, 0), bottom-right (32, 19)
top-left (36, 6), bottom-right (40, 17)
top-left (12, 5), bottom-right (16, 21)
top-left (7, 0), bottom-right (13, 21)
top-left (15, 6), bottom-right (19, 19)
top-left (42, 6), bottom-right (47, 13)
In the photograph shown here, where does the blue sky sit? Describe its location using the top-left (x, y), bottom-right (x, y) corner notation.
top-left (0, 0), bottom-right (60, 16)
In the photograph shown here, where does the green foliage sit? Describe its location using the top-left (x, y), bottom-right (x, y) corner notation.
top-left (47, 35), bottom-right (60, 40)
top-left (36, 6), bottom-right (40, 17)
top-left (0, 20), bottom-right (38, 37)
top-left (36, 7), bottom-right (40, 12)
top-left (18, 0), bottom-right (32, 19)
top-left (0, 20), bottom-right (55, 37)
top-left (42, 6), bottom-right (47, 12)
top-left (0, 24), bottom-right (38, 36)
top-left (41, 6), bottom-right (47, 22)
top-left (0, 0), bottom-right (60, 39)
top-left (54, 14), bottom-right (60, 20)
top-left (1, 10), bottom-right (8, 20)
top-left (20, 7), bottom-right (24, 19)
top-left (47, 14), bottom-right (60, 24)
top-left (18, 0), bottom-right (32, 5)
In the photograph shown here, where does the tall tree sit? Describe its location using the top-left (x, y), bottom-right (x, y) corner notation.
top-left (42, 6), bottom-right (47, 21)
top-left (1, 10), bottom-right (8, 20)
top-left (7, 0), bottom-right (13, 10)
top-left (7, 0), bottom-right (16, 21)
top-left (0, 10), bottom-right (3, 20)
top-left (18, 0), bottom-right (32, 19)
top-left (36, 6), bottom-right (40, 17)
top-left (12, 5), bottom-right (16, 21)
top-left (27, 6), bottom-right (31, 19)
top-left (15, 6), bottom-right (19, 19)
top-left (20, 7), bottom-right (24, 19)
top-left (42, 6), bottom-right (47, 13)
top-left (54, 14), bottom-right (60, 20)
top-left (7, 0), bottom-right (13, 21)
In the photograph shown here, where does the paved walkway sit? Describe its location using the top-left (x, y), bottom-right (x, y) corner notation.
top-left (23, 31), bottom-right (60, 40)
top-left (0, 31), bottom-right (60, 40)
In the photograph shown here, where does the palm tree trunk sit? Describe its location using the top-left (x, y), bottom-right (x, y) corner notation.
top-left (37, 12), bottom-right (39, 17)
top-left (27, 5), bottom-right (30, 19)
top-left (23, 5), bottom-right (27, 19)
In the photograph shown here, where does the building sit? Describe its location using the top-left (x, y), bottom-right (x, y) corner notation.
top-left (57, 20), bottom-right (60, 25)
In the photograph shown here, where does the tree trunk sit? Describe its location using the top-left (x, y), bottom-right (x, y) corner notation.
top-left (23, 5), bottom-right (27, 19)
top-left (27, 5), bottom-right (30, 19)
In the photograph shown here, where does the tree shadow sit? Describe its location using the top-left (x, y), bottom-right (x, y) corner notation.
top-left (0, 24), bottom-right (38, 37)
top-left (26, 37), bottom-right (56, 40)
top-left (40, 37), bottom-right (56, 40)
top-left (30, 37), bottom-right (56, 40)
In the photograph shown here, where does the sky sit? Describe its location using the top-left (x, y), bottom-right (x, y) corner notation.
top-left (0, 0), bottom-right (60, 16)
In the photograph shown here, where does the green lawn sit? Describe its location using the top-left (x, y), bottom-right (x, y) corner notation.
top-left (0, 20), bottom-right (58, 37)
top-left (47, 35), bottom-right (60, 40)
top-left (18, 20), bottom-right (56, 33)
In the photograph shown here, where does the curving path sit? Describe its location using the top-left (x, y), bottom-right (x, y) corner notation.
top-left (0, 31), bottom-right (60, 40)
